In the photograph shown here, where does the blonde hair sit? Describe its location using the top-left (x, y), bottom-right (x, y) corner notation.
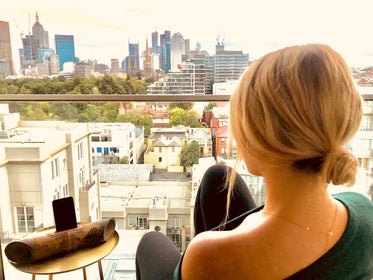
top-left (226, 44), bottom-right (362, 217)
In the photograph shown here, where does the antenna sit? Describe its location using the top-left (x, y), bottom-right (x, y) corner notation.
top-left (28, 13), bottom-right (31, 35)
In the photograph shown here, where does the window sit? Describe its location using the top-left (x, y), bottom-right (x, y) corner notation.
top-left (159, 157), bottom-right (162, 162)
top-left (78, 142), bottom-right (84, 159)
top-left (15, 206), bottom-right (35, 233)
top-left (221, 138), bottom-right (225, 144)
top-left (137, 217), bottom-right (148, 229)
top-left (128, 216), bottom-right (134, 226)
top-left (91, 136), bottom-right (100, 142)
top-left (97, 147), bottom-right (102, 153)
top-left (172, 147), bottom-right (175, 153)
top-left (51, 158), bottom-right (59, 179)
top-left (159, 147), bottom-right (162, 152)
top-left (63, 184), bottom-right (69, 197)
top-left (169, 216), bottom-right (182, 229)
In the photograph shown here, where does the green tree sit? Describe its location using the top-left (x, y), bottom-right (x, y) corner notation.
top-left (78, 112), bottom-right (90, 122)
top-left (86, 104), bottom-right (101, 122)
top-left (103, 109), bottom-right (118, 122)
top-left (204, 102), bottom-right (217, 112)
top-left (169, 108), bottom-right (201, 128)
top-left (170, 102), bottom-right (193, 110)
top-left (180, 141), bottom-right (200, 167)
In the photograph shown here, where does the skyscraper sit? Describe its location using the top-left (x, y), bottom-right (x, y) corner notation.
top-left (151, 31), bottom-right (159, 54)
top-left (0, 21), bottom-right (14, 76)
top-left (55, 35), bottom-right (75, 71)
top-left (144, 38), bottom-right (151, 74)
top-left (204, 43), bottom-right (249, 94)
top-left (160, 31), bottom-right (171, 73)
top-left (171, 32), bottom-right (185, 70)
top-left (32, 12), bottom-right (49, 50)
top-left (126, 41), bottom-right (139, 75)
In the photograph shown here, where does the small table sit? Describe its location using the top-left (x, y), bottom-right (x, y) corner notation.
top-left (8, 224), bottom-right (119, 280)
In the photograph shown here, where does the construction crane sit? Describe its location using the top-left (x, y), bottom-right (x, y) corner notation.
top-left (12, 17), bottom-right (24, 38)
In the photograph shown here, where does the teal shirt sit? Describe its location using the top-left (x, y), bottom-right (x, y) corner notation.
top-left (174, 192), bottom-right (373, 280)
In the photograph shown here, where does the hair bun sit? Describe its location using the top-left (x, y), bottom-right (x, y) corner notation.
top-left (324, 147), bottom-right (358, 186)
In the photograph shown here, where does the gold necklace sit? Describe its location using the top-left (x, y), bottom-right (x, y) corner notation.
top-left (261, 201), bottom-right (338, 252)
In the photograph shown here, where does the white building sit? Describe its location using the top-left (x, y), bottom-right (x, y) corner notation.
top-left (0, 105), bottom-right (100, 237)
top-left (90, 123), bottom-right (142, 164)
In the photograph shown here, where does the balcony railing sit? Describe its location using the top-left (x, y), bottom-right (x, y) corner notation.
top-left (1, 92), bottom-right (373, 280)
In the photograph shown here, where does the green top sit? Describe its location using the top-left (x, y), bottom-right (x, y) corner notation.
top-left (174, 192), bottom-right (373, 280)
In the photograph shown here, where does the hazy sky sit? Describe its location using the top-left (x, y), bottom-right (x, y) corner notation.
top-left (2, 0), bottom-right (373, 69)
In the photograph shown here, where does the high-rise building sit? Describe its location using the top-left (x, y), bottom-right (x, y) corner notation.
top-left (38, 48), bottom-right (54, 63)
top-left (55, 35), bottom-right (75, 71)
top-left (111, 59), bottom-right (120, 73)
top-left (144, 38), bottom-right (151, 74)
top-left (163, 42), bottom-right (171, 74)
top-left (204, 43), bottom-right (249, 94)
top-left (0, 21), bottom-right (14, 76)
top-left (171, 32), bottom-right (186, 70)
top-left (48, 53), bottom-right (60, 75)
top-left (126, 41), bottom-right (139, 75)
top-left (75, 62), bottom-right (92, 78)
top-left (147, 61), bottom-right (206, 94)
top-left (151, 31), bottom-right (159, 54)
top-left (22, 35), bottom-right (37, 61)
top-left (32, 12), bottom-right (49, 58)
top-left (160, 30), bottom-right (171, 72)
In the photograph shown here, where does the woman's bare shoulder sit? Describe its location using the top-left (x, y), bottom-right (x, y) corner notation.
top-left (180, 230), bottom-right (262, 280)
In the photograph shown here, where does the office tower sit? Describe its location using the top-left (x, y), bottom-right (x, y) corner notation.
top-left (22, 35), bottom-right (37, 61)
top-left (38, 48), bottom-right (54, 63)
top-left (55, 35), bottom-right (75, 71)
top-left (75, 62), bottom-right (92, 78)
top-left (0, 21), bottom-right (14, 76)
top-left (184, 39), bottom-right (190, 54)
top-left (152, 31), bottom-right (159, 54)
top-left (159, 30), bottom-right (171, 72)
top-left (171, 32), bottom-right (185, 70)
top-left (204, 42), bottom-right (249, 94)
top-left (144, 38), bottom-right (151, 74)
top-left (196, 42), bottom-right (201, 51)
top-left (111, 59), bottom-right (120, 73)
top-left (127, 41), bottom-right (139, 75)
top-left (32, 12), bottom-right (49, 59)
top-left (48, 53), bottom-right (60, 75)
top-left (163, 42), bottom-right (171, 74)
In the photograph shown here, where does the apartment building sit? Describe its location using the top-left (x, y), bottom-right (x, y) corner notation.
top-left (0, 105), bottom-right (100, 237)
top-left (90, 123), bottom-right (143, 164)
top-left (100, 181), bottom-right (192, 251)
top-left (147, 62), bottom-right (206, 94)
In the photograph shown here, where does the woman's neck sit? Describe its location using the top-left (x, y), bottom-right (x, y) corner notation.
top-left (261, 164), bottom-right (335, 227)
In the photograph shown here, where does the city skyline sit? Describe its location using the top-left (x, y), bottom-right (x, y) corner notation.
top-left (1, 0), bottom-right (373, 70)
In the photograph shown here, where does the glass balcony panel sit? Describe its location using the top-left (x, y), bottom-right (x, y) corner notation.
top-left (1, 95), bottom-right (373, 279)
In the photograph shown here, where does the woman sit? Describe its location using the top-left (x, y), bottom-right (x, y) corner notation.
top-left (136, 44), bottom-right (373, 279)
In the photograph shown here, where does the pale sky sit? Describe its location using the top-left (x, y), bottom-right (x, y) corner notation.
top-left (2, 0), bottom-right (373, 70)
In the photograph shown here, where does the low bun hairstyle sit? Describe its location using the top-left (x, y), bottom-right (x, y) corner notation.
top-left (230, 44), bottom-right (362, 187)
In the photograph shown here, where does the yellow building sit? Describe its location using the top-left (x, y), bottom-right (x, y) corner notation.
top-left (145, 135), bottom-right (183, 172)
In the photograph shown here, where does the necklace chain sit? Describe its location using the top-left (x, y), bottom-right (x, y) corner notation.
top-left (261, 201), bottom-right (338, 252)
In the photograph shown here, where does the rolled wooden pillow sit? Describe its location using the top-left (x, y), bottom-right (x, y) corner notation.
top-left (5, 218), bottom-right (115, 264)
